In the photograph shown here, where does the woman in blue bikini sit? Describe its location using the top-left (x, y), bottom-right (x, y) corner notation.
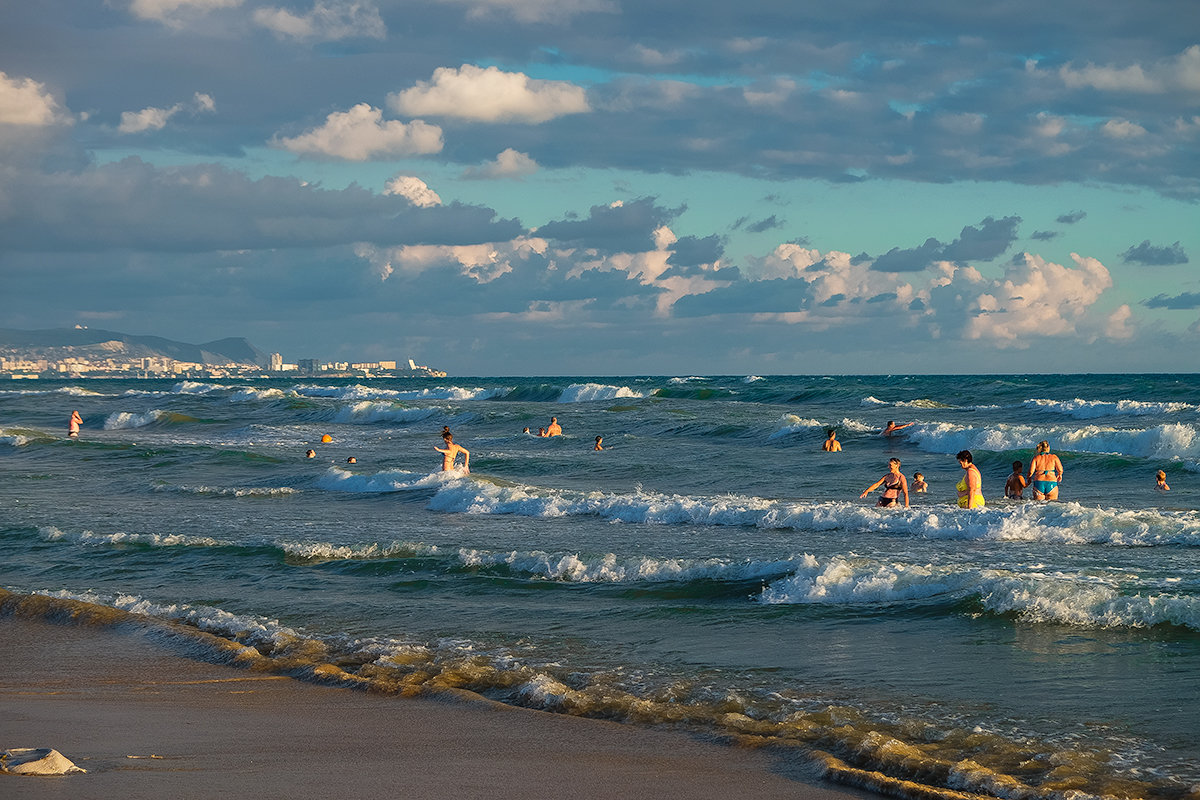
top-left (1026, 441), bottom-right (1063, 500)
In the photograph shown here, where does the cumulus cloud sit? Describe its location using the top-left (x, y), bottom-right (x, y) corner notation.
top-left (354, 236), bottom-right (548, 284)
top-left (119, 92), bottom-right (216, 134)
top-left (958, 253), bottom-right (1114, 345)
top-left (384, 175), bottom-right (442, 207)
top-left (1121, 239), bottom-right (1189, 266)
top-left (129, 0), bottom-right (241, 24)
top-left (273, 104), bottom-right (443, 160)
top-left (1101, 119), bottom-right (1147, 139)
top-left (0, 72), bottom-right (69, 127)
top-left (1056, 211), bottom-right (1087, 224)
top-left (253, 1), bottom-right (385, 40)
top-left (388, 65), bottom-right (590, 123)
top-left (1058, 45), bottom-right (1200, 94)
top-left (462, 148), bottom-right (539, 179)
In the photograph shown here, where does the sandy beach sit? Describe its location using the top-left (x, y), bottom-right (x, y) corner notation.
top-left (1, 615), bottom-right (863, 800)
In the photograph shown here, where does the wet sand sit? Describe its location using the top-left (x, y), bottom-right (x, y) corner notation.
top-left (1, 617), bottom-right (863, 800)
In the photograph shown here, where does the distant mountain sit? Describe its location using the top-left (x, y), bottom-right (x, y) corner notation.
top-left (0, 327), bottom-right (269, 366)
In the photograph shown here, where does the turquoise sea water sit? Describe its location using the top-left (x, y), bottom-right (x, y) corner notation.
top-left (2, 374), bottom-right (1198, 799)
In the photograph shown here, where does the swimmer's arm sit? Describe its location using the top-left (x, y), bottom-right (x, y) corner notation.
top-left (860, 478), bottom-right (885, 497)
top-left (900, 475), bottom-right (909, 507)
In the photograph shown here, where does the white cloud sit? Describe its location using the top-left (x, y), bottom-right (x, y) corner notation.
top-left (1101, 119), bottom-right (1147, 139)
top-left (462, 148), bottom-right (539, 179)
top-left (253, 1), bottom-right (385, 41)
top-left (0, 72), bottom-right (68, 127)
top-left (388, 65), bottom-right (590, 124)
top-left (1103, 304), bottom-right (1135, 340)
top-left (743, 79), bottom-right (797, 108)
top-left (274, 104), bottom-right (443, 160)
top-left (1059, 45), bottom-right (1200, 94)
top-left (433, 0), bottom-right (615, 24)
top-left (383, 175), bottom-right (442, 207)
top-left (129, 0), bottom-right (241, 24)
top-left (355, 237), bottom-right (548, 283)
top-left (961, 253), bottom-right (1113, 345)
top-left (119, 92), bottom-right (216, 134)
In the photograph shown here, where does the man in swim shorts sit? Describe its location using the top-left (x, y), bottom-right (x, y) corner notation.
top-left (1027, 441), bottom-right (1063, 500)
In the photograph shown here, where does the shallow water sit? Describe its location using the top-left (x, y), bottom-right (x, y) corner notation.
top-left (3, 374), bottom-right (1199, 799)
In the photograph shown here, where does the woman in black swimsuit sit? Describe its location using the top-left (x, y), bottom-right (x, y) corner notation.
top-left (860, 458), bottom-right (909, 508)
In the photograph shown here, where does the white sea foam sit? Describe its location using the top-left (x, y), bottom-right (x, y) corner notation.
top-left (668, 377), bottom-right (709, 384)
top-left (39, 525), bottom-right (228, 548)
top-left (230, 387), bottom-right (286, 402)
top-left (278, 540), bottom-right (441, 561)
top-left (0, 429), bottom-right (28, 446)
top-left (456, 547), bottom-right (801, 583)
top-left (331, 401), bottom-right (441, 425)
top-left (418, 480), bottom-right (1200, 547)
top-left (154, 484), bottom-right (299, 498)
top-left (171, 381), bottom-right (228, 394)
top-left (103, 409), bottom-right (166, 429)
top-left (768, 414), bottom-right (826, 441)
top-left (315, 466), bottom-right (454, 493)
top-left (743, 375), bottom-right (764, 383)
top-left (292, 383), bottom-right (506, 402)
top-left (906, 420), bottom-right (1200, 460)
top-left (1025, 398), bottom-right (1199, 419)
top-left (557, 383), bottom-right (645, 403)
top-left (862, 395), bottom-right (952, 409)
top-left (758, 555), bottom-right (1200, 631)
top-left (759, 555), bottom-right (971, 605)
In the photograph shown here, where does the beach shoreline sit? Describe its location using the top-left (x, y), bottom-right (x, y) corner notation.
top-left (1, 611), bottom-right (866, 800)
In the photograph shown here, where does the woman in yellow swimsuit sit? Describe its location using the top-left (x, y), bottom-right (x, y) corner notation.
top-left (956, 450), bottom-right (985, 508)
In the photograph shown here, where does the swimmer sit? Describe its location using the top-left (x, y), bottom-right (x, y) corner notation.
top-left (547, 417), bottom-right (562, 437)
top-left (956, 450), bottom-right (985, 509)
top-left (912, 472), bottom-right (927, 492)
top-left (822, 429), bottom-right (842, 452)
top-left (305, 449), bottom-right (316, 459)
top-left (1156, 470), bottom-right (1170, 491)
top-left (435, 431), bottom-right (469, 473)
top-left (882, 420), bottom-right (914, 436)
top-left (538, 427), bottom-right (548, 437)
top-left (68, 410), bottom-right (82, 438)
top-left (522, 427), bottom-right (531, 435)
top-left (861, 458), bottom-right (909, 508)
top-left (1005, 461), bottom-right (1027, 499)
top-left (1027, 441), bottom-right (1063, 501)
top-left (594, 435), bottom-right (603, 451)
top-left (346, 456), bottom-right (357, 464)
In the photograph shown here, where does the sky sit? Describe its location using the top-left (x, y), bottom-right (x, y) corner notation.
top-left (1, 0), bottom-right (1198, 376)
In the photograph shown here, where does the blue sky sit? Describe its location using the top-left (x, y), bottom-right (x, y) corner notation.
top-left (1, 0), bottom-right (1197, 375)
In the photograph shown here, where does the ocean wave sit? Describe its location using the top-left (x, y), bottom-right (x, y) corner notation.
top-left (153, 484), bottom-right (300, 498)
top-left (38, 525), bottom-right (229, 549)
top-left (315, 466), bottom-right (455, 493)
top-left (759, 555), bottom-right (1200, 631)
top-left (0, 385), bottom-right (108, 398)
top-left (230, 387), bottom-right (286, 402)
top-left (557, 383), bottom-right (645, 403)
top-left (103, 409), bottom-right (166, 429)
top-left (456, 548), bottom-right (801, 584)
top-left (171, 380), bottom-right (228, 394)
top-left (1025, 398), bottom-right (1199, 419)
top-left (862, 395), bottom-right (953, 409)
top-left (906, 420), bottom-right (1200, 460)
top-left (330, 401), bottom-right (441, 425)
top-left (3, 589), bottom-right (1181, 800)
top-left (421, 480), bottom-right (1200, 547)
top-left (1, 429), bottom-right (29, 446)
top-left (292, 383), bottom-right (507, 402)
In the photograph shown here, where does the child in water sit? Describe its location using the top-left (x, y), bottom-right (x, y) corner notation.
top-left (1156, 470), bottom-right (1170, 491)
top-left (1005, 461), bottom-right (1027, 499)
top-left (911, 472), bottom-right (927, 492)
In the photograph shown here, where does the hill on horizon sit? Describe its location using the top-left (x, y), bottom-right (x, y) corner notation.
top-left (0, 327), bottom-right (269, 366)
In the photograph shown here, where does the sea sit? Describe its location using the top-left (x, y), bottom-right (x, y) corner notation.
top-left (2, 373), bottom-right (1198, 800)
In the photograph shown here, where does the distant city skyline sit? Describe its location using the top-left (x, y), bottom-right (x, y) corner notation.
top-left (1, 2), bottom-right (1197, 374)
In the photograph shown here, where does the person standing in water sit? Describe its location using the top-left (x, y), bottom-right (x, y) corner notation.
top-left (1005, 461), bottom-right (1027, 499)
top-left (823, 429), bottom-right (842, 451)
top-left (68, 410), bottom-right (82, 438)
top-left (594, 436), bottom-right (603, 451)
top-left (861, 458), bottom-right (909, 508)
top-left (1156, 470), bottom-right (1170, 491)
top-left (882, 420), bottom-right (913, 436)
top-left (546, 417), bottom-right (562, 437)
top-left (1027, 441), bottom-right (1063, 501)
top-left (435, 430), bottom-right (470, 473)
top-left (956, 450), bottom-right (985, 508)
